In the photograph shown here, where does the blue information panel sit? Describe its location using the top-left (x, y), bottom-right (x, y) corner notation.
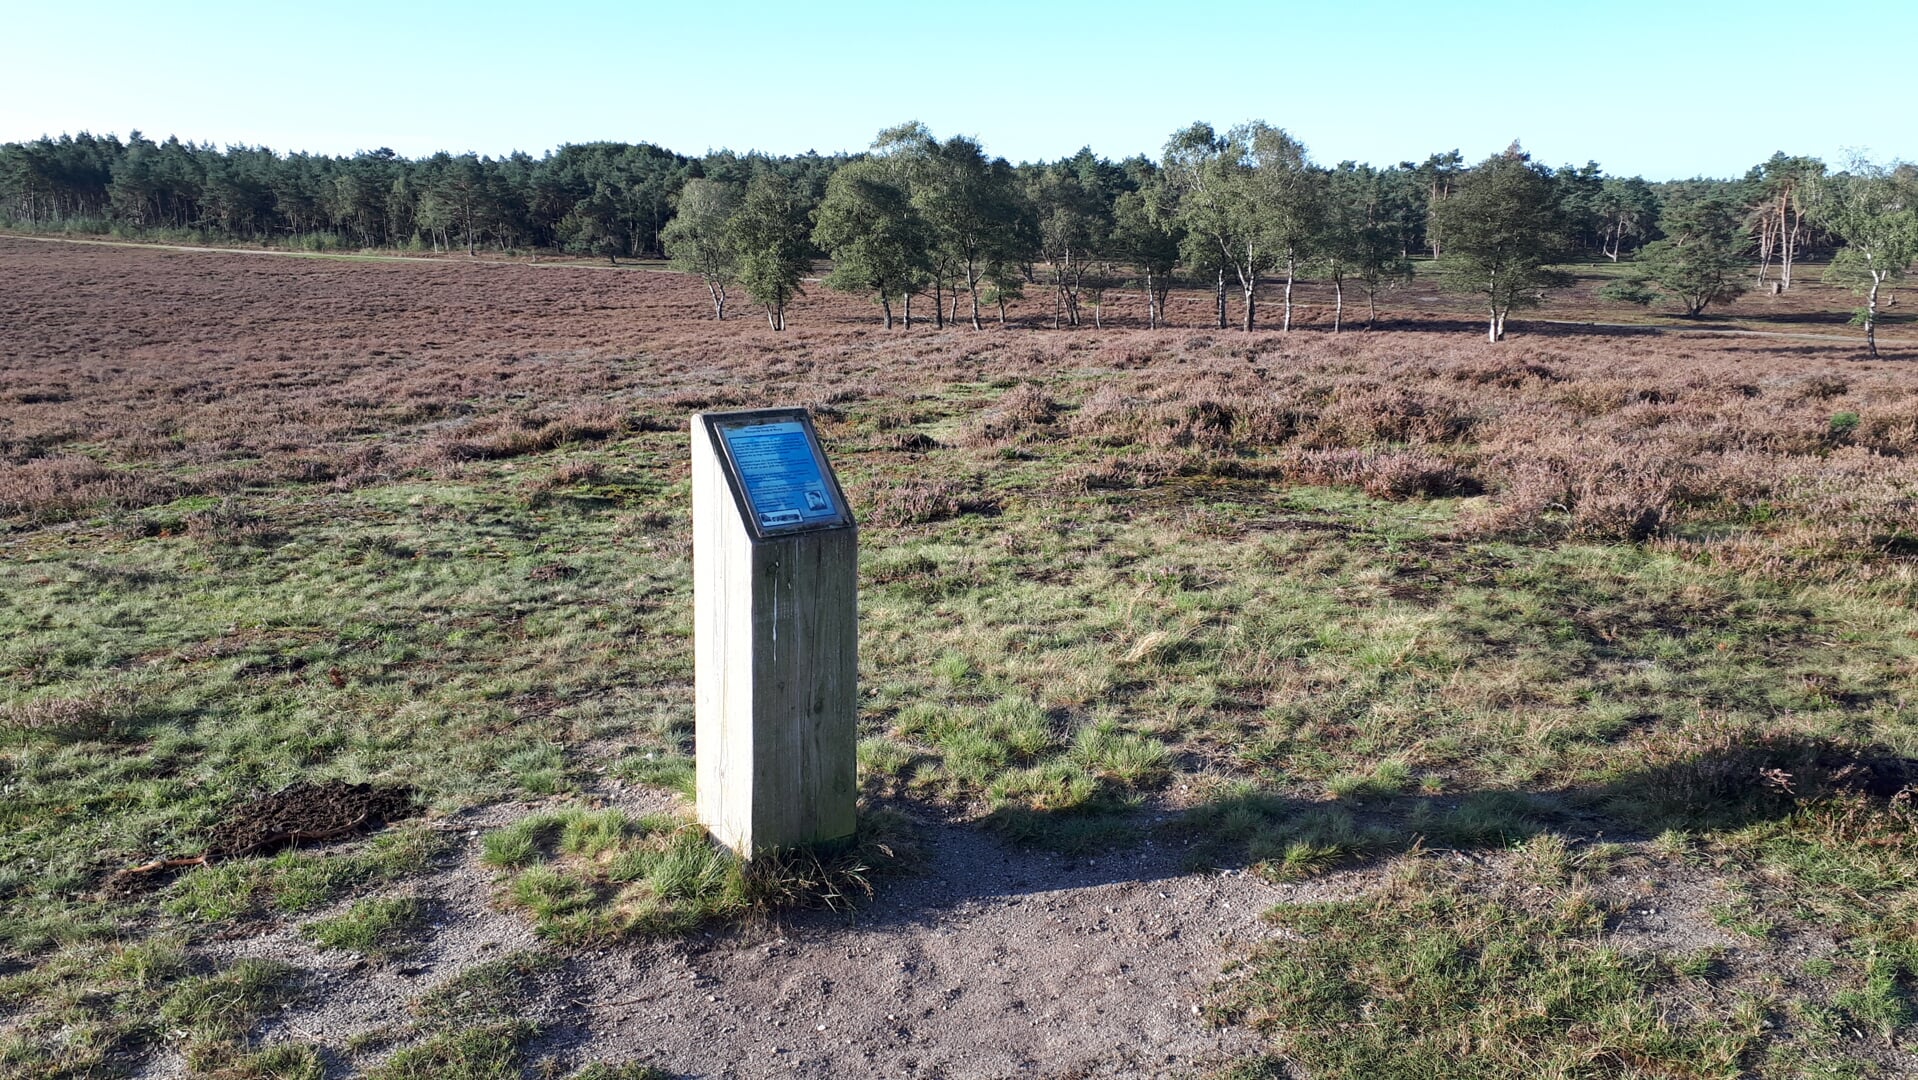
top-left (715, 416), bottom-right (844, 534)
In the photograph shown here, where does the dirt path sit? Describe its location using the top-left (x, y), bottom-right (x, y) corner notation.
top-left (554, 823), bottom-right (1282, 1078)
top-left (162, 792), bottom-right (1291, 1079)
top-left (1528, 317), bottom-right (1881, 345)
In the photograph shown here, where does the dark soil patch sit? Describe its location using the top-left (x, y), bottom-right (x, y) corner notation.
top-left (1814, 750), bottom-right (1918, 799)
top-left (203, 780), bottom-right (420, 858)
top-left (106, 781), bottom-right (419, 894)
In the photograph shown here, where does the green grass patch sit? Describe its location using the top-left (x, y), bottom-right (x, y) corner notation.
top-left (205, 1042), bottom-right (326, 1079)
top-left (568, 1065), bottom-right (674, 1080)
top-left (0, 934), bottom-right (198, 1076)
top-left (366, 1021), bottom-right (536, 1080)
top-left (1218, 876), bottom-right (1752, 1079)
top-left (1174, 785), bottom-right (1403, 878)
top-left (481, 805), bottom-right (916, 942)
top-left (413, 950), bottom-right (556, 1030)
top-left (301, 896), bottom-right (428, 958)
top-left (609, 750), bottom-right (695, 796)
top-left (162, 825), bottom-right (449, 922)
top-left (158, 958), bottom-right (302, 1072)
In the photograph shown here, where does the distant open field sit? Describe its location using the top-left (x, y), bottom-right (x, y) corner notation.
top-left (4, 236), bottom-right (1918, 1078)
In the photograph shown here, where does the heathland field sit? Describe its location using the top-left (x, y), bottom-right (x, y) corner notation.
top-left (4, 236), bottom-right (1918, 1078)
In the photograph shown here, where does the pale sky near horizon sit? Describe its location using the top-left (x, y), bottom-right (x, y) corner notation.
top-left (3, 0), bottom-right (1912, 180)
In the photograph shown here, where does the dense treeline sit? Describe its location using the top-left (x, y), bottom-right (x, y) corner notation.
top-left (4, 126), bottom-right (1913, 350)
top-left (0, 131), bottom-right (842, 259)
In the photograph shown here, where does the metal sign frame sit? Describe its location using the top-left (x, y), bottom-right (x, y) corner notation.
top-left (699, 408), bottom-right (855, 542)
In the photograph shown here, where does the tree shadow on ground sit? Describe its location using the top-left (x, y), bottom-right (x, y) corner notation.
top-left (516, 735), bottom-right (1918, 1079)
top-left (851, 730), bottom-right (1918, 923)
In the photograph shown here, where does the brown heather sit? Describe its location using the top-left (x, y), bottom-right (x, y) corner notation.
top-left (1, 237), bottom-right (1915, 587)
top-left (855, 476), bottom-right (1002, 527)
top-left (0, 686), bottom-right (135, 741)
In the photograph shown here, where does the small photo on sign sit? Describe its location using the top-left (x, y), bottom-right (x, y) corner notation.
top-left (715, 417), bottom-right (843, 534)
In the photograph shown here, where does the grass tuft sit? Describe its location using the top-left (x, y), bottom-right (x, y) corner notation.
top-left (568, 1065), bottom-right (674, 1080)
top-left (159, 958), bottom-right (302, 1070)
top-left (413, 951), bottom-right (555, 1031)
top-left (301, 896), bottom-right (427, 958)
top-left (367, 1021), bottom-right (536, 1080)
top-left (205, 1042), bottom-right (326, 1080)
top-left (481, 806), bottom-right (917, 942)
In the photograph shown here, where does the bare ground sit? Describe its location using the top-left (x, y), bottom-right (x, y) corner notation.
top-left (150, 786), bottom-right (1289, 1079)
top-left (133, 790), bottom-right (1814, 1079)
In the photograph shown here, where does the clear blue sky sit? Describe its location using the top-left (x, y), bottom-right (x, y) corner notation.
top-left (3, 0), bottom-right (1911, 180)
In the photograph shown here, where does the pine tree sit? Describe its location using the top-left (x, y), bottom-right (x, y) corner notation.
top-left (1432, 145), bottom-right (1573, 341)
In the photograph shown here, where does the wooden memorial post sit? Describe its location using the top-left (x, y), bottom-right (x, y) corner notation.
top-left (691, 408), bottom-right (857, 858)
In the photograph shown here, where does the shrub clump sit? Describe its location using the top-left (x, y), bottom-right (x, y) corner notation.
top-left (858, 476), bottom-right (1001, 526)
top-left (1609, 724), bottom-right (1918, 828)
top-left (0, 687), bottom-right (138, 744)
top-left (184, 499), bottom-right (283, 547)
top-left (960, 383), bottom-right (1057, 446)
top-left (1285, 449), bottom-right (1482, 501)
top-left (0, 454), bottom-right (177, 522)
top-left (1462, 453), bottom-right (1673, 542)
top-left (1070, 380), bottom-right (1293, 451)
top-left (1305, 386), bottom-right (1475, 447)
top-left (425, 405), bottom-right (629, 464)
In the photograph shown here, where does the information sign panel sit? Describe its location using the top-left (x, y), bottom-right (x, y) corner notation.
top-left (706, 410), bottom-right (851, 538)
top-left (692, 405), bottom-right (858, 856)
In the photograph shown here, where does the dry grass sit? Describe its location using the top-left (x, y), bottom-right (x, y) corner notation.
top-left (0, 687), bottom-right (135, 743)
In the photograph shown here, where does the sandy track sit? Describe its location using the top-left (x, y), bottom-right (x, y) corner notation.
top-left (161, 791), bottom-right (1287, 1079)
top-left (558, 822), bottom-right (1281, 1078)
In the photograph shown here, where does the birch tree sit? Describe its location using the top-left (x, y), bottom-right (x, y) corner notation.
top-left (1240, 124), bottom-right (1324, 332)
top-left (1111, 178), bottom-right (1183, 329)
top-left (1814, 159), bottom-right (1918, 359)
top-left (869, 123), bottom-right (943, 326)
top-left (661, 178), bottom-right (740, 320)
top-left (728, 174), bottom-right (811, 331)
top-left (1163, 123), bottom-right (1240, 329)
top-left (910, 133), bottom-right (1030, 330)
top-left (811, 159), bottom-right (927, 328)
top-left (1027, 161), bottom-right (1109, 328)
top-left (1164, 122), bottom-right (1323, 332)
